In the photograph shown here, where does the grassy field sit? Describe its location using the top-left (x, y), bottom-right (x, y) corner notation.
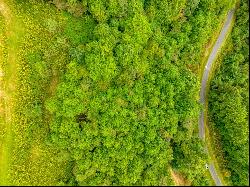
top-left (0, 11), bottom-right (7, 185)
top-left (0, 0), bottom-right (72, 185)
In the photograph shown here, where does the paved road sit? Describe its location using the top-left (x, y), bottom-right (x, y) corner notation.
top-left (198, 9), bottom-right (235, 186)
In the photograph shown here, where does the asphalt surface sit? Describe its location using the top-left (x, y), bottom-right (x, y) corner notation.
top-left (198, 9), bottom-right (235, 186)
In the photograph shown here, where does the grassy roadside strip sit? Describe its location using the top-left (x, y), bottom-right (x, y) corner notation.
top-left (193, 9), bottom-right (235, 186)
top-left (203, 7), bottom-right (237, 186)
top-left (204, 31), bottom-right (235, 187)
top-left (199, 17), bottom-right (227, 187)
top-left (197, 11), bottom-right (229, 82)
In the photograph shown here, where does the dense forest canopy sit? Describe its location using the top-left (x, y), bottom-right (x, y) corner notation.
top-left (1, 0), bottom-right (245, 186)
top-left (43, 0), bottom-right (234, 185)
top-left (208, 0), bottom-right (249, 186)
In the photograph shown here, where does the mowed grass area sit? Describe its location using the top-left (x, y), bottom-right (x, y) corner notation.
top-left (0, 0), bottom-right (77, 185)
top-left (0, 12), bottom-right (8, 185)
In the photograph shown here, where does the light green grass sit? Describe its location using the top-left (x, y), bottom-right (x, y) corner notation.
top-left (0, 13), bottom-right (8, 185)
top-left (0, 0), bottom-right (71, 185)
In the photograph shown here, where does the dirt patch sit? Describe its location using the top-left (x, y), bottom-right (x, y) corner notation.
top-left (170, 168), bottom-right (191, 186)
top-left (0, 1), bottom-right (13, 184)
top-left (48, 71), bottom-right (59, 96)
top-left (0, 1), bottom-right (11, 23)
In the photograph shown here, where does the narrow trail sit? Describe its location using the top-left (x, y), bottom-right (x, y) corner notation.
top-left (170, 168), bottom-right (191, 186)
top-left (199, 9), bottom-right (235, 186)
top-left (0, 0), bottom-right (18, 184)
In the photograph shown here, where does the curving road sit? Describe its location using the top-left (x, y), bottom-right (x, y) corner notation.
top-left (199, 9), bottom-right (235, 186)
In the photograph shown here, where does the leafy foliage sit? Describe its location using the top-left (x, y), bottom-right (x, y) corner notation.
top-left (44, 0), bottom-right (233, 185)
